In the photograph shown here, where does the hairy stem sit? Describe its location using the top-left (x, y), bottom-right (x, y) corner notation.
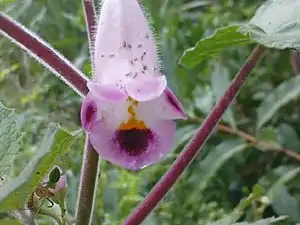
top-left (75, 2), bottom-right (99, 225)
top-left (0, 13), bottom-right (89, 97)
top-left (83, 0), bottom-right (97, 66)
top-left (122, 45), bottom-right (266, 225)
top-left (75, 135), bottom-right (100, 225)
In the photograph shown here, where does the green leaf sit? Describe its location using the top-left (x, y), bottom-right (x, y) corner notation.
top-left (0, 126), bottom-right (78, 211)
top-left (257, 76), bottom-right (300, 129)
top-left (179, 25), bottom-right (253, 69)
top-left (259, 166), bottom-right (300, 222)
top-left (0, 218), bottom-right (22, 225)
top-left (0, 103), bottom-right (24, 178)
top-left (206, 214), bottom-right (285, 225)
top-left (211, 64), bottom-right (236, 128)
top-left (232, 216), bottom-right (287, 225)
top-left (239, 0), bottom-right (300, 50)
top-left (174, 125), bottom-right (198, 147)
top-left (271, 186), bottom-right (300, 222)
top-left (277, 123), bottom-right (300, 151)
top-left (189, 139), bottom-right (246, 202)
top-left (256, 126), bottom-right (280, 148)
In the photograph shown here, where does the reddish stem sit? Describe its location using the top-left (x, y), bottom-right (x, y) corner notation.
top-left (75, 2), bottom-right (100, 225)
top-left (0, 13), bottom-right (89, 96)
top-left (122, 45), bottom-right (266, 225)
top-left (83, 0), bottom-right (97, 66)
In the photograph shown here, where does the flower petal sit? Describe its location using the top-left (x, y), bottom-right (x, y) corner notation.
top-left (126, 75), bottom-right (167, 101)
top-left (94, 0), bottom-right (158, 71)
top-left (89, 118), bottom-right (175, 171)
top-left (87, 81), bottom-right (127, 102)
top-left (136, 87), bottom-right (186, 120)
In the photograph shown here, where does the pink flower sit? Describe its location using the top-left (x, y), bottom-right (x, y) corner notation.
top-left (80, 0), bottom-right (186, 170)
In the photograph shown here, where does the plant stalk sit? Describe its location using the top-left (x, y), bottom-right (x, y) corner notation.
top-left (122, 45), bottom-right (266, 225)
top-left (0, 13), bottom-right (89, 97)
top-left (75, 1), bottom-right (99, 225)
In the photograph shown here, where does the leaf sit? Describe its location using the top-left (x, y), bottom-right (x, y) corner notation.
top-left (260, 166), bottom-right (300, 222)
top-left (277, 123), bottom-right (300, 151)
top-left (179, 25), bottom-right (253, 69)
top-left (0, 218), bottom-right (22, 225)
top-left (211, 64), bottom-right (236, 128)
top-left (206, 214), bottom-right (285, 225)
top-left (239, 0), bottom-right (300, 50)
top-left (174, 125), bottom-right (198, 147)
top-left (256, 126), bottom-right (280, 148)
top-left (257, 76), bottom-right (300, 129)
top-left (0, 126), bottom-right (78, 211)
top-left (232, 216), bottom-right (287, 225)
top-left (271, 186), bottom-right (300, 222)
top-left (189, 139), bottom-right (246, 198)
top-left (0, 102), bottom-right (24, 178)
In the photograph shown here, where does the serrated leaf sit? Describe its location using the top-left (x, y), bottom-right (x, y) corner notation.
top-left (211, 64), bottom-right (236, 128)
top-left (189, 140), bottom-right (246, 202)
top-left (257, 76), bottom-right (300, 129)
top-left (0, 102), bottom-right (23, 178)
top-left (239, 0), bottom-right (300, 50)
top-left (179, 25), bottom-right (253, 69)
top-left (277, 123), bottom-right (300, 151)
top-left (0, 126), bottom-right (78, 211)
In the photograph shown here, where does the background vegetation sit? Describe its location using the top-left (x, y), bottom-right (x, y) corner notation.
top-left (1, 0), bottom-right (300, 224)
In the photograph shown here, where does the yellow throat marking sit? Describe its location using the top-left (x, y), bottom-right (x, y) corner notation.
top-left (119, 98), bottom-right (147, 130)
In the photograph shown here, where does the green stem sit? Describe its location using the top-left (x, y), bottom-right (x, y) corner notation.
top-left (75, 135), bottom-right (100, 225)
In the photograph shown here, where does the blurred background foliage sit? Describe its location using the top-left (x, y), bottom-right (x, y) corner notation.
top-left (1, 0), bottom-right (300, 224)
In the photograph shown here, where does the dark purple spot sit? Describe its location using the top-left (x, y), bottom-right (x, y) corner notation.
top-left (123, 41), bottom-right (127, 48)
top-left (165, 89), bottom-right (182, 113)
top-left (109, 54), bottom-right (115, 58)
top-left (128, 44), bottom-right (132, 49)
top-left (143, 65), bottom-right (147, 70)
top-left (137, 44), bottom-right (142, 48)
top-left (133, 58), bottom-right (138, 62)
top-left (115, 128), bottom-right (153, 156)
top-left (101, 55), bottom-right (104, 58)
top-left (145, 33), bottom-right (149, 39)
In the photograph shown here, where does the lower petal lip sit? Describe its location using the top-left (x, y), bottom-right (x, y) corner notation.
top-left (114, 128), bottom-right (154, 156)
top-left (88, 119), bottom-right (176, 171)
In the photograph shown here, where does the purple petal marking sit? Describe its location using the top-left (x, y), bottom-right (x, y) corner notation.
top-left (81, 94), bottom-right (98, 132)
top-left (114, 128), bottom-right (154, 156)
top-left (125, 76), bottom-right (167, 102)
top-left (163, 88), bottom-right (187, 119)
